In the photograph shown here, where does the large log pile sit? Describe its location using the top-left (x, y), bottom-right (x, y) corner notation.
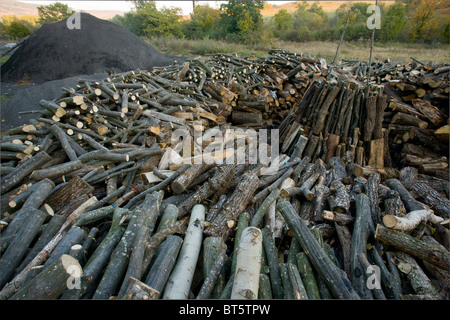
top-left (0, 50), bottom-right (448, 300)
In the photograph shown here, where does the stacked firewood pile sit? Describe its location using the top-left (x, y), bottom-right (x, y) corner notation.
top-left (0, 50), bottom-right (448, 300)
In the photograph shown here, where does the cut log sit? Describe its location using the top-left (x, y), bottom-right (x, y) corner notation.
top-left (411, 99), bottom-right (445, 127)
top-left (162, 204), bottom-right (205, 299)
top-left (0, 209), bottom-right (49, 288)
top-left (395, 251), bottom-right (442, 298)
top-left (277, 201), bottom-right (360, 299)
top-left (10, 254), bottom-right (81, 300)
top-left (262, 226), bottom-right (284, 299)
top-left (121, 277), bottom-right (160, 300)
top-left (231, 227), bottom-right (262, 300)
top-left (382, 209), bottom-right (444, 232)
top-left (375, 224), bottom-right (450, 270)
top-left (205, 170), bottom-right (259, 239)
top-left (1, 151), bottom-right (52, 194)
top-left (144, 235), bottom-right (183, 298)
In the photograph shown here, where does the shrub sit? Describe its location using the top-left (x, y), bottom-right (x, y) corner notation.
top-left (5, 21), bottom-right (32, 38)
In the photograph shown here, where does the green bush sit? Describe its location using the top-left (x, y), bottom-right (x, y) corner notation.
top-left (5, 21), bottom-right (32, 38)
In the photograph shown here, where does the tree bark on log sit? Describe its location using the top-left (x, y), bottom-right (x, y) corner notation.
top-left (384, 179), bottom-right (426, 212)
top-left (329, 179), bottom-right (350, 213)
top-left (0, 209), bottom-right (49, 289)
top-left (162, 204), bottom-right (205, 299)
top-left (395, 251), bottom-right (442, 298)
top-left (144, 235), bottom-right (183, 298)
top-left (177, 165), bottom-right (236, 218)
top-left (382, 209), bottom-right (444, 232)
top-left (375, 224), bottom-right (450, 270)
top-left (367, 173), bottom-right (382, 226)
top-left (121, 277), bottom-right (160, 300)
top-left (350, 194), bottom-right (374, 299)
top-left (10, 255), bottom-right (81, 300)
top-left (46, 176), bottom-right (94, 213)
top-left (262, 226), bottom-right (284, 299)
top-left (277, 201), bottom-right (360, 299)
top-left (171, 163), bottom-right (208, 194)
top-left (231, 227), bottom-right (262, 300)
top-left (205, 170), bottom-right (259, 239)
top-left (1, 151), bottom-right (52, 194)
top-left (296, 252), bottom-right (321, 299)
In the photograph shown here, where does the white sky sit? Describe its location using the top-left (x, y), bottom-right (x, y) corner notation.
top-left (20, 1), bottom-right (297, 15)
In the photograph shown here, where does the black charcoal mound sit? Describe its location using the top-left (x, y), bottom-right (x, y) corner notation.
top-left (1, 12), bottom-right (183, 84)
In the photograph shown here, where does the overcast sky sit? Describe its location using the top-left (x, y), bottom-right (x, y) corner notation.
top-left (20, 1), bottom-right (297, 15)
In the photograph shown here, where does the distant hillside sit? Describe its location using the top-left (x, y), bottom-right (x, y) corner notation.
top-left (262, 1), bottom-right (395, 16)
top-left (0, 0), bottom-right (126, 20)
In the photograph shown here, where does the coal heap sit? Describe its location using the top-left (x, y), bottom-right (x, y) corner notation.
top-left (1, 13), bottom-right (182, 84)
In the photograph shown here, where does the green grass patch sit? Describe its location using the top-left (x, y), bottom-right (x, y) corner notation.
top-left (146, 37), bottom-right (270, 59)
top-left (144, 37), bottom-right (449, 64)
top-left (0, 55), bottom-right (10, 65)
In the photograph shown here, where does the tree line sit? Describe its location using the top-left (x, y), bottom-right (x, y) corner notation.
top-left (1, 1), bottom-right (449, 45)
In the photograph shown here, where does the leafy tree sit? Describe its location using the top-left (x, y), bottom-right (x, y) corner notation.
top-left (183, 4), bottom-right (220, 39)
top-left (407, 0), bottom-right (441, 42)
top-left (114, 1), bottom-right (183, 38)
top-left (138, 2), bottom-right (183, 38)
top-left (37, 2), bottom-right (72, 25)
top-left (5, 20), bottom-right (32, 38)
top-left (273, 9), bottom-right (293, 33)
top-left (217, 0), bottom-right (264, 42)
top-left (379, 2), bottom-right (408, 42)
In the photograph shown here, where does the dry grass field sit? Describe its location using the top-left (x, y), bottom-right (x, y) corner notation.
top-left (148, 37), bottom-right (450, 64)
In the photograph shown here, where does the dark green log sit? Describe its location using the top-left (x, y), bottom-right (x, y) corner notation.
top-left (262, 226), bottom-right (284, 299)
top-left (200, 237), bottom-right (227, 299)
top-left (0, 209), bottom-right (49, 288)
top-left (258, 274), bottom-right (273, 299)
top-left (16, 215), bottom-right (66, 274)
top-left (10, 255), bottom-right (82, 300)
top-left (23, 226), bottom-right (87, 286)
top-left (144, 235), bottom-right (183, 297)
top-left (197, 247), bottom-right (228, 299)
top-left (60, 207), bottom-right (128, 299)
top-left (286, 262), bottom-right (309, 299)
top-left (49, 124), bottom-right (78, 161)
top-left (30, 160), bottom-right (83, 181)
top-left (296, 252), bottom-right (321, 299)
top-left (74, 205), bottom-right (115, 227)
top-left (277, 201), bottom-right (360, 299)
top-left (1, 151), bottom-right (52, 194)
top-left (351, 193), bottom-right (374, 299)
top-left (117, 192), bottom-right (164, 297)
top-left (375, 224), bottom-right (450, 271)
top-left (250, 189), bottom-right (280, 228)
top-left (280, 263), bottom-right (294, 299)
top-left (2, 178), bottom-right (54, 240)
